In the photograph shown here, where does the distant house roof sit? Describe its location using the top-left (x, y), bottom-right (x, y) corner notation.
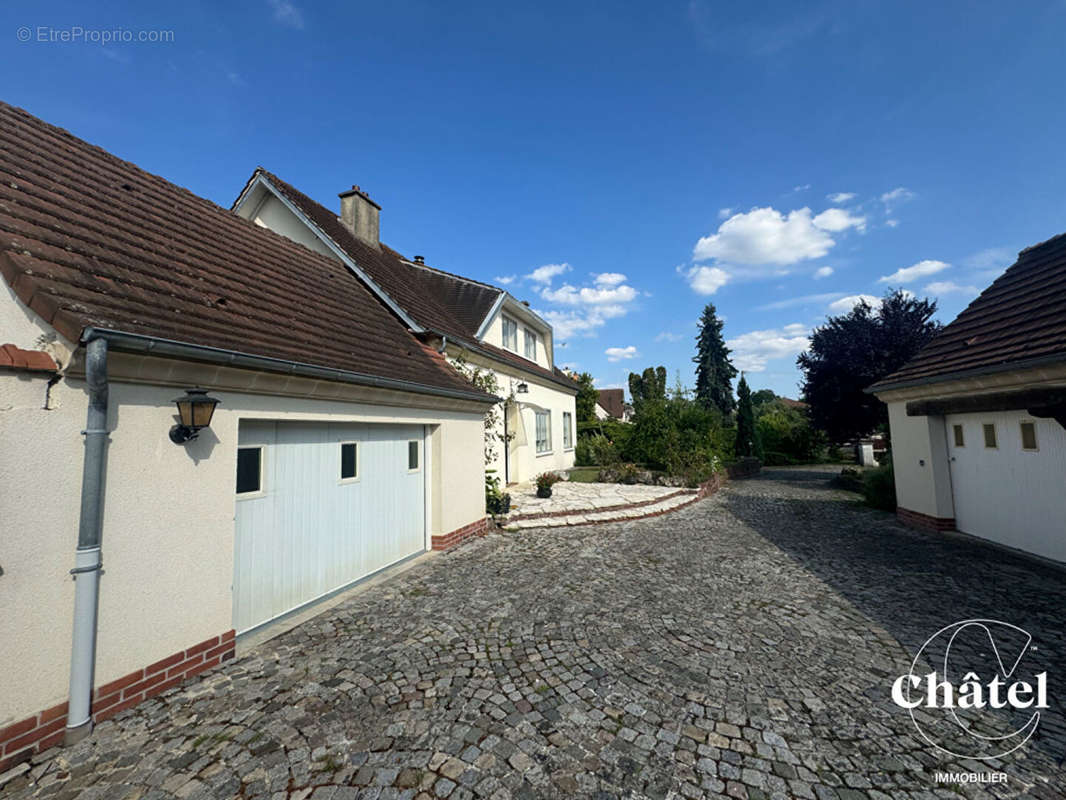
top-left (0, 103), bottom-right (490, 403)
top-left (597, 388), bottom-right (627, 418)
top-left (0, 343), bottom-right (57, 373)
top-left (239, 169), bottom-right (575, 393)
top-left (872, 233), bottom-right (1066, 391)
top-left (778, 397), bottom-right (808, 409)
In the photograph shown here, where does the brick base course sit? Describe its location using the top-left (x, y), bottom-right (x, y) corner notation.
top-left (431, 516), bottom-right (492, 551)
top-left (896, 506), bottom-right (956, 532)
top-left (0, 630), bottom-right (235, 773)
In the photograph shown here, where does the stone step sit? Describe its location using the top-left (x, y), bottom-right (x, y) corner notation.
top-left (506, 492), bottom-right (700, 530)
top-left (502, 488), bottom-right (693, 525)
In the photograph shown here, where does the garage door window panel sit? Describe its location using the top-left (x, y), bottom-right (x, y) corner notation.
top-left (983, 423), bottom-right (997, 449)
top-left (339, 442), bottom-right (359, 482)
top-left (236, 447), bottom-right (263, 496)
top-left (408, 440), bottom-right (421, 471)
top-left (1020, 421), bottom-right (1038, 451)
top-left (952, 424), bottom-right (964, 447)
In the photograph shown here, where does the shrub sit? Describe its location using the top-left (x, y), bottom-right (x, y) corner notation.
top-left (535, 472), bottom-right (562, 491)
top-left (589, 435), bottom-right (621, 467)
top-left (485, 470), bottom-right (511, 515)
top-left (574, 437), bottom-right (595, 467)
top-left (861, 461), bottom-right (896, 511)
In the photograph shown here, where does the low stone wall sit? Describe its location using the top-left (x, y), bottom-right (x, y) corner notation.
top-left (896, 507), bottom-right (956, 533)
top-left (431, 517), bottom-right (493, 551)
top-left (726, 458), bottom-right (762, 480)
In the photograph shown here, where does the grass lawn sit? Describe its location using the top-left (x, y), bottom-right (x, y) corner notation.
top-left (566, 467), bottom-right (601, 483)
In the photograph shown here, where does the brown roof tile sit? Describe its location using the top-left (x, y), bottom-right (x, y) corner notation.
top-left (597, 388), bottom-right (626, 418)
top-left (0, 102), bottom-right (489, 402)
top-left (872, 233), bottom-right (1066, 390)
top-left (248, 169), bottom-right (575, 393)
top-left (0, 343), bottom-right (57, 372)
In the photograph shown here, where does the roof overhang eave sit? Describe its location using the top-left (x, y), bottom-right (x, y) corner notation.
top-left (866, 351), bottom-right (1066, 395)
top-left (80, 327), bottom-right (499, 405)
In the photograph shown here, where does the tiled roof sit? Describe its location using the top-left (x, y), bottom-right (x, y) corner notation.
top-left (0, 343), bottom-right (57, 372)
top-left (872, 233), bottom-right (1066, 390)
top-left (0, 102), bottom-right (489, 402)
top-left (597, 389), bottom-right (626, 418)
top-left (247, 169), bottom-right (576, 393)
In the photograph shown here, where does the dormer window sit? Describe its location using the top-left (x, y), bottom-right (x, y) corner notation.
top-left (524, 328), bottom-right (536, 360)
top-left (503, 316), bottom-right (518, 351)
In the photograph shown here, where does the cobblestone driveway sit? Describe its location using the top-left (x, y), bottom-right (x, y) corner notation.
top-left (5, 468), bottom-right (1065, 799)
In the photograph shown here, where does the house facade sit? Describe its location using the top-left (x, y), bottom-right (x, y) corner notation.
top-left (0, 103), bottom-right (498, 768)
top-left (231, 169), bottom-right (577, 485)
top-left (871, 232), bottom-right (1066, 564)
top-left (594, 388), bottom-right (632, 422)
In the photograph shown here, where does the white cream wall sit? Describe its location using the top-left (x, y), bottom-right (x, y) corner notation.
top-left (248, 193), bottom-right (335, 259)
top-left (885, 400), bottom-right (955, 519)
top-left (481, 310), bottom-right (552, 371)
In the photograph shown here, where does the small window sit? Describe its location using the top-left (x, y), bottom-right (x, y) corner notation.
top-left (408, 440), bottom-right (420, 471)
top-left (563, 411), bottom-right (573, 449)
top-left (524, 328), bottom-right (537, 360)
top-left (983, 423), bottom-right (997, 449)
top-left (340, 442), bottom-right (358, 480)
top-left (535, 411), bottom-right (551, 454)
top-left (952, 424), bottom-right (964, 447)
top-left (1020, 421), bottom-right (1038, 451)
top-left (236, 447), bottom-right (262, 494)
top-left (502, 317), bottom-right (518, 351)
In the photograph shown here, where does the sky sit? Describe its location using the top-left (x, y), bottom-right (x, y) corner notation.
top-left (4, 1), bottom-right (1066, 397)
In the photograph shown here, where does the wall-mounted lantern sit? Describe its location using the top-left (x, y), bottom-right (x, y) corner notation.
top-left (169, 388), bottom-right (220, 444)
top-left (515, 382), bottom-right (529, 394)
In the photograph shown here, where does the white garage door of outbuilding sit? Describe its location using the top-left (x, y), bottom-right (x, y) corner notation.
top-left (233, 420), bottom-right (427, 634)
top-left (946, 410), bottom-right (1066, 563)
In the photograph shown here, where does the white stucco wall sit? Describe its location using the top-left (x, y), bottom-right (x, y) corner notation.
top-left (1, 289), bottom-right (488, 725)
top-left (246, 191), bottom-right (336, 259)
top-left (885, 400), bottom-right (955, 519)
top-left (481, 306), bottom-right (552, 372)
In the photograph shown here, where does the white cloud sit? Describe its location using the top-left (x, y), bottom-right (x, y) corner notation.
top-left (655, 331), bottom-right (684, 342)
top-left (693, 207), bottom-right (834, 266)
top-left (268, 0), bottom-right (305, 28)
top-left (964, 246), bottom-right (1014, 272)
top-left (540, 282), bottom-right (638, 307)
top-left (812, 208), bottom-right (866, 233)
top-left (757, 292), bottom-right (845, 311)
top-left (527, 263), bottom-right (571, 284)
top-left (881, 186), bottom-right (914, 206)
top-left (792, 184), bottom-right (811, 192)
top-left (593, 272), bottom-right (627, 288)
top-left (718, 207), bottom-right (733, 219)
top-left (878, 259), bottom-right (950, 284)
top-left (828, 294), bottom-right (881, 313)
top-left (885, 219), bottom-right (899, 228)
top-left (924, 280), bottom-right (979, 296)
top-left (494, 274), bottom-right (516, 285)
top-left (814, 266), bottom-right (834, 279)
top-left (605, 345), bottom-right (639, 362)
top-left (726, 323), bottom-right (810, 372)
top-left (827, 192), bottom-right (856, 204)
top-left (679, 265), bottom-right (730, 295)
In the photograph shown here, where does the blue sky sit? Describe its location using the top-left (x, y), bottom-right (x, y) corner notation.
top-left (5, 1), bottom-right (1066, 397)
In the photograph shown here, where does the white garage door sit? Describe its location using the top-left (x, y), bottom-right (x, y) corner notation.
top-left (946, 410), bottom-right (1066, 563)
top-left (233, 420), bottom-right (426, 633)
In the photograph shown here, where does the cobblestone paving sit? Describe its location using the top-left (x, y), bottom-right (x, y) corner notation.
top-left (5, 468), bottom-right (1065, 800)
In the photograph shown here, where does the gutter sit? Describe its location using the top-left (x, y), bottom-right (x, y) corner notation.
top-left (866, 352), bottom-right (1066, 394)
top-left (66, 336), bottom-right (108, 743)
top-left (430, 330), bottom-right (579, 395)
top-left (80, 328), bottom-right (498, 405)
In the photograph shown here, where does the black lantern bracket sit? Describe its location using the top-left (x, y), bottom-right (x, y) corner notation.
top-left (169, 388), bottom-right (220, 444)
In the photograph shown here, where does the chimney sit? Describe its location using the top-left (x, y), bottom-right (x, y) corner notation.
top-left (413, 255), bottom-right (425, 265)
top-left (338, 185), bottom-right (380, 249)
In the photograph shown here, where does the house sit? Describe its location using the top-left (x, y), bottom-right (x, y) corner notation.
top-left (870, 232), bottom-right (1066, 563)
top-left (231, 169), bottom-right (577, 485)
top-left (594, 388), bottom-right (632, 422)
top-left (0, 102), bottom-right (501, 767)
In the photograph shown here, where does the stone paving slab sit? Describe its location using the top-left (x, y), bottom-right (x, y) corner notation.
top-left (505, 480), bottom-right (681, 519)
top-left (3, 467), bottom-right (1064, 799)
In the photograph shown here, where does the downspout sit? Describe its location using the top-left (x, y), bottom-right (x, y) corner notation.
top-left (65, 337), bottom-right (108, 743)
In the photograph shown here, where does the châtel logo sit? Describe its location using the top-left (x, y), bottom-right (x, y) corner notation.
top-left (891, 619), bottom-right (1049, 760)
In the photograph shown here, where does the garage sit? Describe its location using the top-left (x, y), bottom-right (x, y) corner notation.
top-left (233, 420), bottom-right (428, 633)
top-left (946, 410), bottom-right (1066, 563)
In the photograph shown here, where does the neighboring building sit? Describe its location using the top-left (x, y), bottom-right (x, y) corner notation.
top-left (0, 103), bottom-right (497, 765)
top-left (595, 388), bottom-right (632, 422)
top-left (231, 169), bottom-right (577, 485)
top-left (871, 232), bottom-right (1066, 563)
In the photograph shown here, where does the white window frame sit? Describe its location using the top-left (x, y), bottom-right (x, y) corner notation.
top-left (407, 439), bottom-right (422, 472)
top-left (1019, 420), bottom-right (1039, 452)
top-left (338, 441), bottom-right (360, 484)
top-left (502, 316), bottom-right (518, 351)
top-left (523, 327), bottom-right (537, 360)
top-left (563, 411), bottom-right (573, 450)
top-left (535, 410), bottom-right (552, 455)
top-left (236, 445), bottom-right (265, 499)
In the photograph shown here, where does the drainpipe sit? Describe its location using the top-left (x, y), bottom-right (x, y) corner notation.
top-left (65, 336), bottom-right (108, 744)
